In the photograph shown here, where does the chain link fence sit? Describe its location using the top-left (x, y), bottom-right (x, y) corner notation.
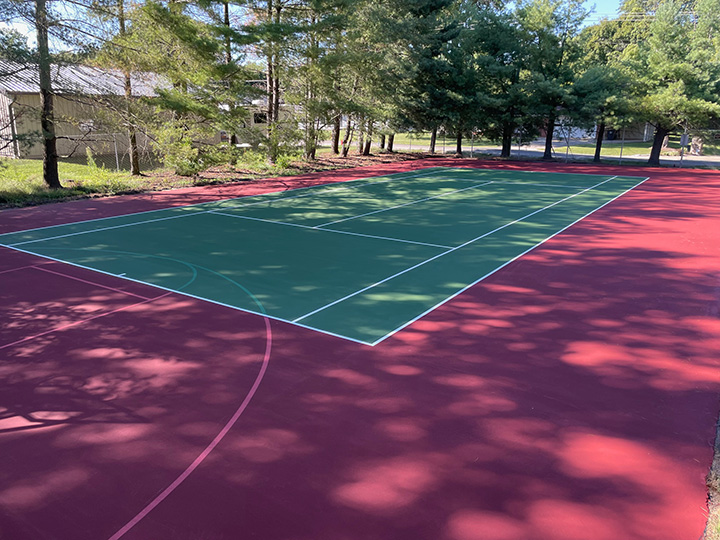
top-left (56, 132), bottom-right (161, 172)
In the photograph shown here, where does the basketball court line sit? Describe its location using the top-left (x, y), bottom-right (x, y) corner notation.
top-left (1, 170), bottom-right (648, 346)
top-left (33, 265), bottom-right (155, 300)
top-left (0, 168), bottom-right (626, 248)
top-left (0, 261), bottom-right (54, 275)
top-left (374, 175), bottom-right (651, 345)
top-left (2, 254), bottom-right (276, 540)
top-left (207, 211), bottom-right (454, 249)
top-left (0, 167), bottom-right (449, 241)
top-left (292, 175), bottom-right (621, 324)
top-left (106, 273), bottom-right (274, 540)
top-left (314, 180), bottom-right (496, 227)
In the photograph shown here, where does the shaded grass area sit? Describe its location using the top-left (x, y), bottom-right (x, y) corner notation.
top-left (3, 136), bottom-right (718, 208)
top-left (0, 160), bottom-right (171, 207)
top-left (0, 152), bottom-right (426, 209)
top-left (557, 136), bottom-right (720, 157)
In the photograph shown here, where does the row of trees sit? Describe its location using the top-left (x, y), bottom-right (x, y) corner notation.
top-left (1, 0), bottom-right (720, 188)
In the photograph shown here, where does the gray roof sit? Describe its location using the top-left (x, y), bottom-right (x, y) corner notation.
top-left (0, 61), bottom-right (162, 97)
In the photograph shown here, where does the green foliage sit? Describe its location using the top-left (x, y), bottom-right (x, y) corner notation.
top-left (264, 119), bottom-right (302, 164)
top-left (5, 0), bottom-right (720, 174)
top-left (153, 120), bottom-right (237, 176)
top-left (0, 159), bottom-right (144, 206)
top-left (0, 27), bottom-right (33, 62)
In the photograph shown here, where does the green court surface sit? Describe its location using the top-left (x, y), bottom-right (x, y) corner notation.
top-left (0, 167), bottom-right (647, 345)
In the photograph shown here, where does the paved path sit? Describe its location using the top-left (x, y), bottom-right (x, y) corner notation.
top-left (384, 141), bottom-right (720, 168)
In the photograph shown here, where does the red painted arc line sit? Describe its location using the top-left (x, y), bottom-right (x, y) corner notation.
top-left (108, 315), bottom-right (273, 540)
top-left (33, 266), bottom-right (154, 300)
top-left (0, 293), bottom-right (172, 351)
top-left (0, 261), bottom-right (54, 276)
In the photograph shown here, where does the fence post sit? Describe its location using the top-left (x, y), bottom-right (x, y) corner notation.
top-left (113, 134), bottom-right (120, 172)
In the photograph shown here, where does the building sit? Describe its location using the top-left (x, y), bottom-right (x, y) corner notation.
top-left (0, 62), bottom-right (273, 162)
top-left (0, 61), bottom-right (162, 160)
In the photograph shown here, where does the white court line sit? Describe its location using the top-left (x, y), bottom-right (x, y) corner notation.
top-left (4, 169), bottom-right (454, 248)
top-left (211, 167), bottom-right (450, 212)
top-left (208, 211), bottom-right (453, 249)
top-left (316, 181), bottom-right (494, 227)
top-left (441, 167), bottom-right (646, 179)
top-left (293, 175), bottom-right (621, 323)
top-left (0, 167), bottom-right (448, 241)
top-left (370, 175), bottom-right (651, 345)
top-left (490, 181), bottom-right (587, 190)
top-left (3, 243), bottom-right (376, 346)
top-left (6, 209), bottom-right (211, 247)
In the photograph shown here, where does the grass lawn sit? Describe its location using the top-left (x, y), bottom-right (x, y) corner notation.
top-left (391, 132), bottom-right (494, 148)
top-left (0, 151), bottom-right (426, 208)
top-left (0, 160), bottom-right (177, 207)
top-left (3, 135), bottom-right (718, 208)
top-left (556, 138), bottom-right (720, 157)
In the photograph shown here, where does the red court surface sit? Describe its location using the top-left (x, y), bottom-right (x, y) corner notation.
top-left (1, 158), bottom-right (719, 540)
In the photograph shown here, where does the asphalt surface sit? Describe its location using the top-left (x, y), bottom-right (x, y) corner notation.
top-left (388, 141), bottom-right (720, 168)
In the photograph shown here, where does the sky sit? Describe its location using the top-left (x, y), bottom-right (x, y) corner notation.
top-left (584, 0), bottom-right (624, 24)
top-left (2, 0), bottom-right (625, 48)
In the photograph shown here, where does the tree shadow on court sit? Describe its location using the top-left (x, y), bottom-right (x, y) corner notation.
top-left (1, 163), bottom-right (719, 540)
top-left (0, 375), bottom-right (149, 434)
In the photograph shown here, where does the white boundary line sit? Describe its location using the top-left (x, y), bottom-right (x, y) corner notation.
top-left (208, 211), bottom-right (453, 249)
top-left (2, 244), bottom-right (376, 346)
top-left (0, 167), bottom-right (448, 240)
top-left (6, 209), bottom-right (211, 247)
top-left (316, 181), bottom-right (494, 227)
top-left (0, 170), bottom-right (651, 347)
top-left (3, 168), bottom-right (458, 248)
top-left (210, 167), bottom-right (449, 211)
top-left (522, 169), bottom-right (647, 178)
top-left (487, 181), bottom-right (587, 190)
top-left (443, 167), bottom-right (648, 179)
top-left (293, 175), bottom-right (621, 323)
top-left (369, 175), bottom-right (651, 345)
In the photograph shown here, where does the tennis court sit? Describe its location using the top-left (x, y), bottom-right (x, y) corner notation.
top-left (2, 159), bottom-right (719, 540)
top-left (0, 167), bottom-right (646, 345)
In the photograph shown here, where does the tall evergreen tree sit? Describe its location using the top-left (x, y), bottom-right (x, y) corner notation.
top-left (621, 0), bottom-right (720, 165)
top-left (0, 0), bottom-right (63, 188)
top-left (516, 0), bottom-right (587, 160)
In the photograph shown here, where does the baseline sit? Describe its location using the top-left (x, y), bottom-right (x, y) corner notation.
top-left (293, 175), bottom-right (621, 323)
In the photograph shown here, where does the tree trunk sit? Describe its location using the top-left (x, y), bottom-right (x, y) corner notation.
top-left (648, 125), bottom-right (669, 166)
top-left (356, 116), bottom-right (364, 153)
top-left (273, 64), bottom-right (280, 124)
top-left (36, 0), bottom-right (61, 189)
top-left (593, 122), bottom-right (605, 163)
top-left (387, 133), bottom-right (395, 153)
top-left (500, 122), bottom-right (512, 158)
top-left (429, 127), bottom-right (437, 154)
top-left (362, 121), bottom-right (372, 155)
top-left (223, 1), bottom-right (232, 64)
top-left (341, 118), bottom-right (353, 157)
top-left (542, 112), bottom-right (556, 160)
top-left (223, 0), bottom-right (239, 160)
top-left (455, 131), bottom-right (462, 156)
top-left (117, 1), bottom-right (141, 175)
top-left (379, 134), bottom-right (385, 150)
top-left (331, 114), bottom-right (341, 154)
top-left (127, 123), bottom-right (140, 175)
